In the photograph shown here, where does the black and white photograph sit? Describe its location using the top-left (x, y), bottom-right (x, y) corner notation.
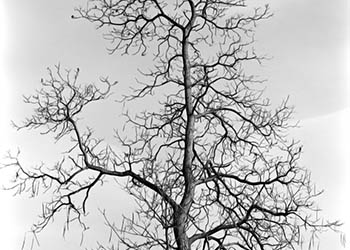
top-left (0, 1), bottom-right (349, 249)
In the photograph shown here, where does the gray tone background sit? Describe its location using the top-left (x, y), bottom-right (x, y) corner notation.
top-left (0, 0), bottom-right (349, 249)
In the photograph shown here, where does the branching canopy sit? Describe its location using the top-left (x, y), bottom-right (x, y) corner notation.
top-left (3, 1), bottom-right (340, 250)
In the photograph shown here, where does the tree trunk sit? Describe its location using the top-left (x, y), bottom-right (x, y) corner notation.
top-left (174, 208), bottom-right (191, 250)
top-left (174, 12), bottom-right (197, 248)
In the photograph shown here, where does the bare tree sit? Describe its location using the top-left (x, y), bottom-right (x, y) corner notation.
top-left (3, 1), bottom-right (341, 250)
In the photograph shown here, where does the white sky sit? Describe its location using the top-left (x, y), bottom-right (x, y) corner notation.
top-left (0, 0), bottom-right (349, 249)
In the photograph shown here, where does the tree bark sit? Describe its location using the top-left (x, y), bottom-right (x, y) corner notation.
top-left (174, 9), bottom-right (197, 249)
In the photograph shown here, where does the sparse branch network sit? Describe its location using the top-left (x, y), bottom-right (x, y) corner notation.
top-left (3, 1), bottom-right (341, 250)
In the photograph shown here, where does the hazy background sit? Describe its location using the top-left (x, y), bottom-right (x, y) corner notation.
top-left (0, 0), bottom-right (349, 249)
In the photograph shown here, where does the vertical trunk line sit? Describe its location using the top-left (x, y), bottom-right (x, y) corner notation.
top-left (174, 7), bottom-right (197, 249)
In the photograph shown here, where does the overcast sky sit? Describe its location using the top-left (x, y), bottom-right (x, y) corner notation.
top-left (0, 0), bottom-right (349, 249)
